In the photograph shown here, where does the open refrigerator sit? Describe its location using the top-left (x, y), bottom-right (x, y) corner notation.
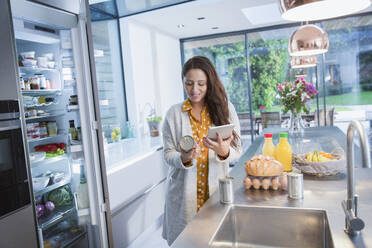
top-left (8, 0), bottom-right (113, 247)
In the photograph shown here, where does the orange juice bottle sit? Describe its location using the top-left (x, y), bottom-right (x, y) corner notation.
top-left (262, 133), bottom-right (275, 157)
top-left (274, 132), bottom-right (292, 172)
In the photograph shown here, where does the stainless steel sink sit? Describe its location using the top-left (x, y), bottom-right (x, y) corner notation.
top-left (210, 205), bottom-right (334, 248)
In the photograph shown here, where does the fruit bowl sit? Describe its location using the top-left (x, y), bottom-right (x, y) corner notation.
top-left (293, 148), bottom-right (345, 176)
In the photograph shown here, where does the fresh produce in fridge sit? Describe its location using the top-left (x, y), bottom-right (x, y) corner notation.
top-left (36, 204), bottom-right (45, 218)
top-left (47, 185), bottom-right (73, 207)
top-left (34, 143), bottom-right (66, 153)
top-left (45, 201), bottom-right (55, 211)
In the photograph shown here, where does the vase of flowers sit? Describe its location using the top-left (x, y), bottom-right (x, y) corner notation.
top-left (146, 116), bottom-right (162, 137)
top-left (277, 77), bottom-right (318, 133)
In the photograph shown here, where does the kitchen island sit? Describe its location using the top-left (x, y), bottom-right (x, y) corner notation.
top-left (171, 127), bottom-right (372, 248)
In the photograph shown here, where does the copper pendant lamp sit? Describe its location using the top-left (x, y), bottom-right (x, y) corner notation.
top-left (279, 0), bottom-right (371, 21)
top-left (291, 55), bottom-right (317, 68)
top-left (288, 24), bottom-right (329, 56)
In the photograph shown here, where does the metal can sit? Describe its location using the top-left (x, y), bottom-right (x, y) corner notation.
top-left (180, 135), bottom-right (195, 153)
top-left (219, 177), bottom-right (234, 204)
top-left (288, 172), bottom-right (304, 199)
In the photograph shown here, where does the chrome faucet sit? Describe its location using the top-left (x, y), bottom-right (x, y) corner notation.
top-left (342, 120), bottom-right (371, 235)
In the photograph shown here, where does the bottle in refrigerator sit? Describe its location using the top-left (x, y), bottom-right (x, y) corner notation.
top-left (20, 76), bottom-right (25, 90)
top-left (77, 162), bottom-right (89, 209)
top-left (69, 120), bottom-right (78, 142)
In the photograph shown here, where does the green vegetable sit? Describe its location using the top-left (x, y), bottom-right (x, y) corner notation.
top-left (45, 149), bottom-right (65, 158)
top-left (47, 185), bottom-right (73, 206)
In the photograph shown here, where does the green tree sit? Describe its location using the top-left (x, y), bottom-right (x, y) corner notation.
top-left (185, 38), bottom-right (289, 113)
top-left (249, 39), bottom-right (289, 110)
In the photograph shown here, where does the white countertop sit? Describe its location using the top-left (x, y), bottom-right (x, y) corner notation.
top-left (105, 135), bottom-right (163, 174)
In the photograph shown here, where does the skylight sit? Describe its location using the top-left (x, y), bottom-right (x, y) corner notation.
top-left (241, 3), bottom-right (284, 25)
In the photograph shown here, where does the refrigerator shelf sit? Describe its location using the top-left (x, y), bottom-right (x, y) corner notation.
top-left (34, 177), bottom-right (71, 198)
top-left (39, 205), bottom-right (76, 230)
top-left (25, 112), bottom-right (65, 121)
top-left (24, 101), bottom-right (59, 108)
top-left (19, 66), bottom-right (59, 73)
top-left (22, 89), bottom-right (62, 96)
top-left (31, 154), bottom-right (68, 168)
top-left (28, 133), bottom-right (67, 143)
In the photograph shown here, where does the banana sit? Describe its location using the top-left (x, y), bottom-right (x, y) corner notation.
top-left (313, 150), bottom-right (319, 162)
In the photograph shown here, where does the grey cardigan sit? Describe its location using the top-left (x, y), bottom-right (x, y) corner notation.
top-left (162, 101), bottom-right (242, 245)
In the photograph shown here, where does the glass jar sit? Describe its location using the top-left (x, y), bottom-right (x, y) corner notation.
top-left (39, 74), bottom-right (46, 89)
top-left (30, 76), bottom-right (40, 89)
top-left (47, 121), bottom-right (57, 136)
top-left (39, 122), bottom-right (48, 138)
top-left (25, 78), bottom-right (31, 90)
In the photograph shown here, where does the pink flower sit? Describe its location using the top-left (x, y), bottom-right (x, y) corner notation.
top-left (259, 105), bottom-right (266, 110)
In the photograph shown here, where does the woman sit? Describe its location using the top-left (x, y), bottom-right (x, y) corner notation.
top-left (162, 56), bottom-right (242, 245)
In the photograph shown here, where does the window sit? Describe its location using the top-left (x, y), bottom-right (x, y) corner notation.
top-left (182, 14), bottom-right (372, 159)
top-left (91, 19), bottom-right (128, 143)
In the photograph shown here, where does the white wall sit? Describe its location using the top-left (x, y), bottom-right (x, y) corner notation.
top-left (111, 19), bottom-right (184, 248)
top-left (120, 19), bottom-right (184, 136)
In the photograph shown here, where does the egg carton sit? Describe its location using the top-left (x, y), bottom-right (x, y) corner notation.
top-left (243, 174), bottom-right (288, 191)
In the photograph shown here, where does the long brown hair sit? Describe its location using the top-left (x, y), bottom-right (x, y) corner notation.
top-left (182, 56), bottom-right (239, 149)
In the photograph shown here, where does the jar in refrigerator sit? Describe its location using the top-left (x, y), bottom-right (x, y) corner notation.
top-left (47, 121), bottom-right (57, 136)
top-left (25, 79), bottom-right (31, 90)
top-left (39, 122), bottom-right (48, 138)
top-left (30, 76), bottom-right (40, 89)
top-left (39, 74), bottom-right (46, 89)
top-left (26, 123), bottom-right (40, 140)
top-left (20, 77), bottom-right (25, 90)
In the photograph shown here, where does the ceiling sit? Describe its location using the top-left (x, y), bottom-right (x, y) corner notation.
top-left (123, 0), bottom-right (372, 39)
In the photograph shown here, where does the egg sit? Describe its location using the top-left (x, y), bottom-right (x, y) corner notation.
top-left (279, 174), bottom-right (288, 190)
top-left (262, 178), bottom-right (270, 190)
top-left (252, 178), bottom-right (261, 189)
top-left (243, 177), bottom-right (252, 189)
top-left (272, 177), bottom-right (279, 190)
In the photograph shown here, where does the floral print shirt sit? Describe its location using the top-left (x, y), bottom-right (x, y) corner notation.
top-left (182, 98), bottom-right (212, 211)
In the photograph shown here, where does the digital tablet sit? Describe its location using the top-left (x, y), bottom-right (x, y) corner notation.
top-left (206, 124), bottom-right (235, 141)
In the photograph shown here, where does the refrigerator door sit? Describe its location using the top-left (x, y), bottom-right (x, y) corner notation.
top-left (71, 2), bottom-right (115, 247)
top-left (70, 9), bottom-right (115, 248)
